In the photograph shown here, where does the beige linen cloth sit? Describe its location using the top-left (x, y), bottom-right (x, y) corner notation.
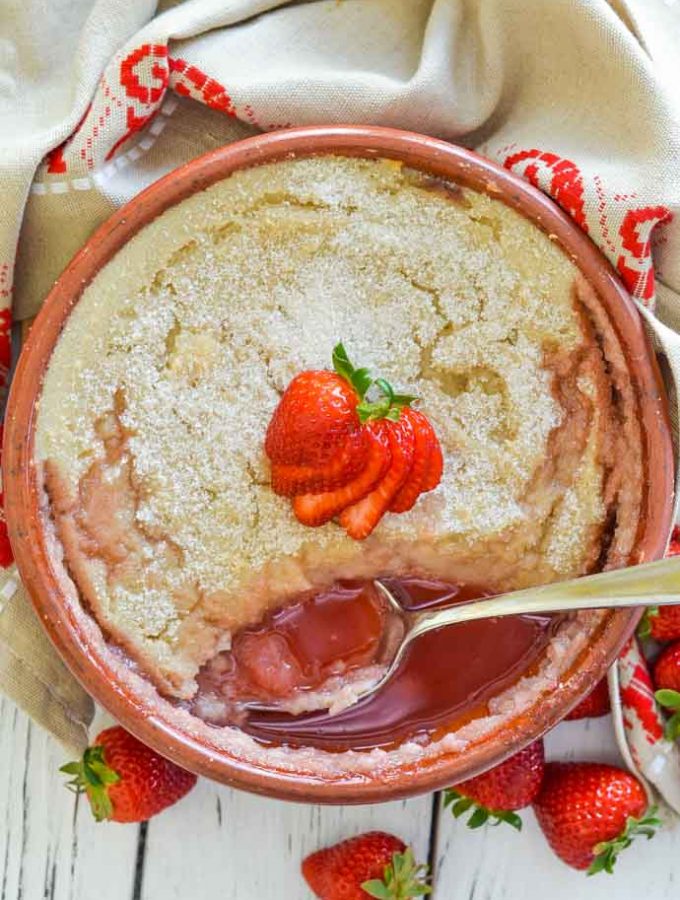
top-left (1, 0), bottom-right (680, 761)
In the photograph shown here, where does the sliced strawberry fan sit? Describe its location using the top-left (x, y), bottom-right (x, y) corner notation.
top-left (265, 343), bottom-right (443, 540)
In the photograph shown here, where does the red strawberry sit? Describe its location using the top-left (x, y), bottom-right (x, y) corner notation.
top-left (389, 408), bottom-right (442, 513)
top-left (60, 726), bottom-right (197, 823)
top-left (265, 369), bottom-right (363, 468)
top-left (301, 832), bottom-right (431, 900)
top-left (271, 430), bottom-right (368, 496)
top-left (654, 640), bottom-right (680, 693)
top-left (643, 606), bottom-right (680, 643)
top-left (419, 431), bottom-right (443, 493)
top-left (445, 739), bottom-right (544, 830)
top-left (339, 415), bottom-right (415, 540)
top-left (293, 423), bottom-right (391, 526)
top-left (667, 525), bottom-right (680, 557)
top-left (638, 527), bottom-right (680, 640)
top-left (532, 762), bottom-right (658, 873)
top-left (653, 640), bottom-right (680, 741)
top-left (565, 679), bottom-right (611, 721)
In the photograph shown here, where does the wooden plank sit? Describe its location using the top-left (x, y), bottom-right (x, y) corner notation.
top-left (435, 717), bottom-right (680, 899)
top-left (3, 695), bottom-right (678, 899)
top-left (140, 777), bottom-right (434, 900)
top-left (0, 698), bottom-right (139, 900)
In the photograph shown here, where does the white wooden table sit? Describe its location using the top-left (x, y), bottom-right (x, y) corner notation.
top-left (1, 698), bottom-right (678, 900)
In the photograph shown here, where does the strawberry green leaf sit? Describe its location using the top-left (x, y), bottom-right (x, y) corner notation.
top-left (587, 808), bottom-right (661, 876)
top-left (655, 689), bottom-right (680, 711)
top-left (362, 848), bottom-right (431, 899)
top-left (665, 712), bottom-right (680, 742)
top-left (443, 789), bottom-right (523, 831)
top-left (391, 393), bottom-right (419, 407)
top-left (333, 342), bottom-right (418, 421)
top-left (655, 689), bottom-right (680, 741)
top-left (467, 808), bottom-right (490, 829)
top-left (332, 343), bottom-right (373, 400)
top-left (352, 367), bottom-right (374, 398)
top-left (331, 342), bottom-right (354, 382)
top-left (59, 745), bottom-right (120, 822)
top-left (493, 810), bottom-right (523, 831)
top-left (637, 606), bottom-right (659, 640)
top-left (362, 881), bottom-right (392, 900)
top-left (443, 792), bottom-right (474, 818)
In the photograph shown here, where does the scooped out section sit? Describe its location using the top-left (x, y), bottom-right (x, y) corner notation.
top-left (189, 577), bottom-right (559, 752)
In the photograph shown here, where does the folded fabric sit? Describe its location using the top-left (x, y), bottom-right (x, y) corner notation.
top-left (0, 0), bottom-right (679, 799)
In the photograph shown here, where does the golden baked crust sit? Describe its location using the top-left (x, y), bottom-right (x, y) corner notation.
top-left (36, 156), bottom-right (643, 699)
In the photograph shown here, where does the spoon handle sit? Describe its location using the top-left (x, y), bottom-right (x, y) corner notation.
top-left (408, 556), bottom-right (680, 641)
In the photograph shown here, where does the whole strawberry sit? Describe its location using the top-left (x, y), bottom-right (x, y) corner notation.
top-left (444, 739), bottom-right (544, 830)
top-left (653, 640), bottom-right (680, 740)
top-left (639, 527), bottom-right (680, 640)
top-left (60, 726), bottom-right (197, 822)
top-left (668, 525), bottom-right (680, 557)
top-left (533, 762), bottom-right (659, 873)
top-left (642, 605), bottom-right (680, 642)
top-left (302, 831), bottom-right (430, 900)
top-left (565, 679), bottom-right (610, 721)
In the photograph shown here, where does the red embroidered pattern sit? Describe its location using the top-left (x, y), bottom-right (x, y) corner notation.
top-left (46, 144), bottom-right (67, 175)
top-left (616, 205), bottom-right (673, 301)
top-left (169, 57), bottom-right (236, 116)
top-left (503, 149), bottom-right (588, 232)
top-left (619, 639), bottom-right (665, 745)
top-left (0, 308), bottom-right (11, 377)
top-left (502, 146), bottom-right (672, 305)
top-left (45, 104), bottom-right (93, 175)
top-left (120, 44), bottom-right (168, 104)
top-left (36, 46), bottom-right (244, 179)
top-left (0, 263), bottom-right (10, 299)
top-left (106, 44), bottom-right (169, 160)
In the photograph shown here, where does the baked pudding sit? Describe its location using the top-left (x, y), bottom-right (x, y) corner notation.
top-left (35, 155), bottom-right (643, 761)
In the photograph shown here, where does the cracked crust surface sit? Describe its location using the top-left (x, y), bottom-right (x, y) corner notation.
top-left (35, 156), bottom-right (643, 699)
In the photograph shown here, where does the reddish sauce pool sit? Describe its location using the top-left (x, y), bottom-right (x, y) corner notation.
top-left (190, 578), bottom-right (560, 752)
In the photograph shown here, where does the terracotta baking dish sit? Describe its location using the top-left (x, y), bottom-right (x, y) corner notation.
top-left (4, 126), bottom-right (674, 803)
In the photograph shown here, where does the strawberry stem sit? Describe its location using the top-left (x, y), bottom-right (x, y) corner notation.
top-left (362, 848), bottom-right (432, 898)
top-left (587, 808), bottom-right (661, 876)
top-left (443, 789), bottom-right (523, 831)
top-left (332, 342), bottom-right (418, 423)
top-left (60, 745), bottom-right (120, 822)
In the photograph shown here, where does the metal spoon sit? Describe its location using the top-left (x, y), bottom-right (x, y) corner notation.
top-left (244, 556), bottom-right (680, 713)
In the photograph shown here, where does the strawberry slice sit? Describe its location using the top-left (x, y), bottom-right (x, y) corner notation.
top-left (420, 428), bottom-right (443, 493)
top-left (388, 408), bottom-right (442, 513)
top-left (270, 430), bottom-right (368, 496)
top-left (292, 423), bottom-right (391, 526)
top-left (339, 415), bottom-right (415, 540)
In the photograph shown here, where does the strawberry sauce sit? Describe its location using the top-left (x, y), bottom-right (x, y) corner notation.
top-left (190, 578), bottom-right (560, 752)
top-left (193, 582), bottom-right (387, 708)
